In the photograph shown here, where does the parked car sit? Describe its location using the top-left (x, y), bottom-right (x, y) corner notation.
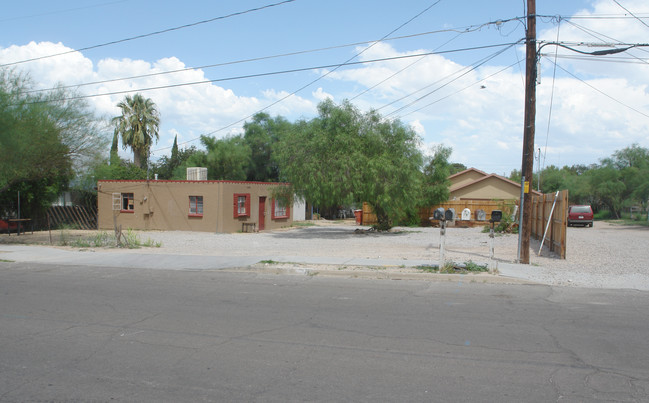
top-left (0, 219), bottom-right (18, 233)
top-left (568, 205), bottom-right (593, 227)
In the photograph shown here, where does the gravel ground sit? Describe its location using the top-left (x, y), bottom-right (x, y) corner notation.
top-left (130, 219), bottom-right (649, 289)
top-left (3, 220), bottom-right (648, 289)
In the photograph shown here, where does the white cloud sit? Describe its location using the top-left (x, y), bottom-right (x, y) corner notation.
top-left (3, 3), bottom-right (648, 177)
top-left (538, 0), bottom-right (649, 84)
top-left (409, 119), bottom-right (425, 136)
top-left (0, 41), bottom-right (320, 160)
top-left (312, 87), bottom-right (333, 102)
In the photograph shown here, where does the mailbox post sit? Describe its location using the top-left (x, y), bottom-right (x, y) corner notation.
top-left (489, 210), bottom-right (502, 260)
top-left (431, 208), bottom-right (448, 265)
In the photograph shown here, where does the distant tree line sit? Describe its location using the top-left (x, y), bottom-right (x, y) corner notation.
top-left (144, 100), bottom-right (454, 230)
top-left (6, 66), bottom-right (646, 229)
top-left (1, 64), bottom-right (452, 230)
top-left (509, 144), bottom-right (649, 219)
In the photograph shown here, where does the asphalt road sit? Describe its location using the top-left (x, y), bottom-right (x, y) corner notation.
top-left (1, 262), bottom-right (648, 402)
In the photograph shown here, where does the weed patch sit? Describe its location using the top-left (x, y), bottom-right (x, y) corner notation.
top-left (416, 260), bottom-right (489, 274)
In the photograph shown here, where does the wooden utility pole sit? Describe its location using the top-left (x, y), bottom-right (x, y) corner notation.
top-left (519, 0), bottom-right (537, 264)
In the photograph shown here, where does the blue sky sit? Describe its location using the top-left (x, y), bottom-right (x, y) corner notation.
top-left (2, 0), bottom-right (648, 175)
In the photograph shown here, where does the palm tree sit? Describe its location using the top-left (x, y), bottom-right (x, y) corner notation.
top-left (112, 93), bottom-right (160, 168)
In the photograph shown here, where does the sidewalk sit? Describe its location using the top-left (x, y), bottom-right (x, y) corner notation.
top-left (0, 244), bottom-right (538, 284)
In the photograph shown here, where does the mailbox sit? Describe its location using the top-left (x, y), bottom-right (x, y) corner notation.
top-left (490, 210), bottom-right (502, 222)
top-left (444, 209), bottom-right (454, 221)
top-left (433, 207), bottom-right (445, 221)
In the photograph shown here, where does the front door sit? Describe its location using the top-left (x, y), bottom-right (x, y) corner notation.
top-left (258, 196), bottom-right (266, 231)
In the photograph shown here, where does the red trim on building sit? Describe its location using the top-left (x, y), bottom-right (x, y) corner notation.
top-left (271, 198), bottom-right (290, 219)
top-left (233, 193), bottom-right (251, 218)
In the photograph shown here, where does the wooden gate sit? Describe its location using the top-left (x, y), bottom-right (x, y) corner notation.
top-left (531, 190), bottom-right (568, 259)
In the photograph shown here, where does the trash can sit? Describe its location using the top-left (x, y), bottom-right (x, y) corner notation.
top-left (354, 209), bottom-right (362, 225)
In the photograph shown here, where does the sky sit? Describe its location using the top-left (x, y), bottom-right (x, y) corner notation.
top-left (2, 0), bottom-right (648, 176)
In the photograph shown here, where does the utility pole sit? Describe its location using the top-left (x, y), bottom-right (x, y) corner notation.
top-left (519, 0), bottom-right (536, 264)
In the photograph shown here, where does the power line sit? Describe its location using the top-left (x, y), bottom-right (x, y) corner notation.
top-left (0, 0), bottom-right (299, 68)
top-left (393, 60), bottom-right (520, 121)
top-left (562, 19), bottom-right (649, 55)
top-left (18, 43), bottom-right (518, 106)
top-left (541, 20), bottom-right (561, 177)
top-left (22, 21), bottom-right (523, 96)
top-left (541, 53), bottom-right (649, 64)
top-left (547, 58), bottom-right (649, 120)
top-left (349, 31), bottom-right (464, 102)
top-left (383, 41), bottom-right (521, 118)
top-left (152, 0), bottom-right (447, 152)
top-left (612, 0), bottom-right (649, 29)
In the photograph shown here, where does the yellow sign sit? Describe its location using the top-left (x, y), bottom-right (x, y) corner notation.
top-left (524, 181), bottom-right (530, 193)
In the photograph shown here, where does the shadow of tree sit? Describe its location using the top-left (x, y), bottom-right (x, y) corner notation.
top-left (270, 226), bottom-right (411, 240)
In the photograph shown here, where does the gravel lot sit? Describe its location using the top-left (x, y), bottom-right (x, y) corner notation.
top-left (129, 219), bottom-right (649, 289)
top-left (3, 220), bottom-right (648, 289)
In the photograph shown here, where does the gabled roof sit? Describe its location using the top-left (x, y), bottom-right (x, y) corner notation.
top-left (449, 168), bottom-right (542, 196)
top-left (448, 167), bottom-right (490, 181)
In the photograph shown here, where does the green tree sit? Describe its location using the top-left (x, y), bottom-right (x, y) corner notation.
top-left (0, 69), bottom-right (106, 218)
top-left (199, 135), bottom-right (251, 180)
top-left (112, 93), bottom-right (160, 169)
top-left (242, 112), bottom-right (291, 181)
top-left (109, 131), bottom-right (120, 166)
top-left (275, 99), bottom-right (423, 230)
top-left (602, 144), bottom-right (649, 212)
top-left (538, 165), bottom-right (564, 193)
top-left (422, 145), bottom-right (452, 206)
top-left (449, 162), bottom-right (467, 175)
top-left (588, 166), bottom-right (625, 218)
top-left (154, 144), bottom-right (197, 180)
top-left (170, 135), bottom-right (179, 168)
top-left (91, 159), bottom-right (148, 181)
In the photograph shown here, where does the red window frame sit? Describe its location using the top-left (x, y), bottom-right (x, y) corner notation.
top-left (233, 193), bottom-right (251, 218)
top-left (189, 195), bottom-right (203, 217)
top-left (271, 198), bottom-right (290, 219)
top-left (121, 193), bottom-right (134, 213)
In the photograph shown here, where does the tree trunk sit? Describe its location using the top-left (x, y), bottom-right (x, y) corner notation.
top-left (133, 150), bottom-right (142, 168)
top-left (372, 205), bottom-right (392, 231)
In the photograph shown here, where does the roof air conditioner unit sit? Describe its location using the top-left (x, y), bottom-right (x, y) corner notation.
top-left (186, 167), bottom-right (207, 181)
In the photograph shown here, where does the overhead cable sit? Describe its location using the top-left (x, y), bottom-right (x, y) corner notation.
top-left (612, 0), bottom-right (649, 29)
top-left (547, 58), bottom-right (649, 120)
top-left (154, 0), bottom-right (446, 152)
top-left (394, 60), bottom-right (521, 121)
top-left (18, 42), bottom-right (518, 105)
top-left (23, 20), bottom-right (524, 96)
top-left (383, 40), bottom-right (521, 117)
top-left (0, 0), bottom-right (299, 68)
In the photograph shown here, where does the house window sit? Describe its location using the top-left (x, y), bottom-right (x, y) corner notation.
top-left (271, 198), bottom-right (290, 219)
top-left (233, 193), bottom-right (251, 218)
top-left (121, 193), bottom-right (134, 212)
top-left (189, 196), bottom-right (203, 217)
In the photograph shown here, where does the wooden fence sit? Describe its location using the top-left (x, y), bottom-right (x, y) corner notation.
top-left (362, 199), bottom-right (519, 227)
top-left (47, 205), bottom-right (97, 230)
top-left (362, 191), bottom-right (568, 259)
top-left (531, 190), bottom-right (568, 259)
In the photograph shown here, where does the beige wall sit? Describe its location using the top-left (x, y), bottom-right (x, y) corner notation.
top-left (449, 170), bottom-right (486, 187)
top-left (450, 177), bottom-right (521, 200)
top-left (97, 180), bottom-right (292, 233)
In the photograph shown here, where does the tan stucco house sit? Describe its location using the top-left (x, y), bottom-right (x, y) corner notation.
top-left (448, 168), bottom-right (541, 200)
top-left (97, 180), bottom-right (292, 233)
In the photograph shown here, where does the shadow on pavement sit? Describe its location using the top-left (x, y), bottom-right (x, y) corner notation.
top-left (270, 226), bottom-right (410, 240)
